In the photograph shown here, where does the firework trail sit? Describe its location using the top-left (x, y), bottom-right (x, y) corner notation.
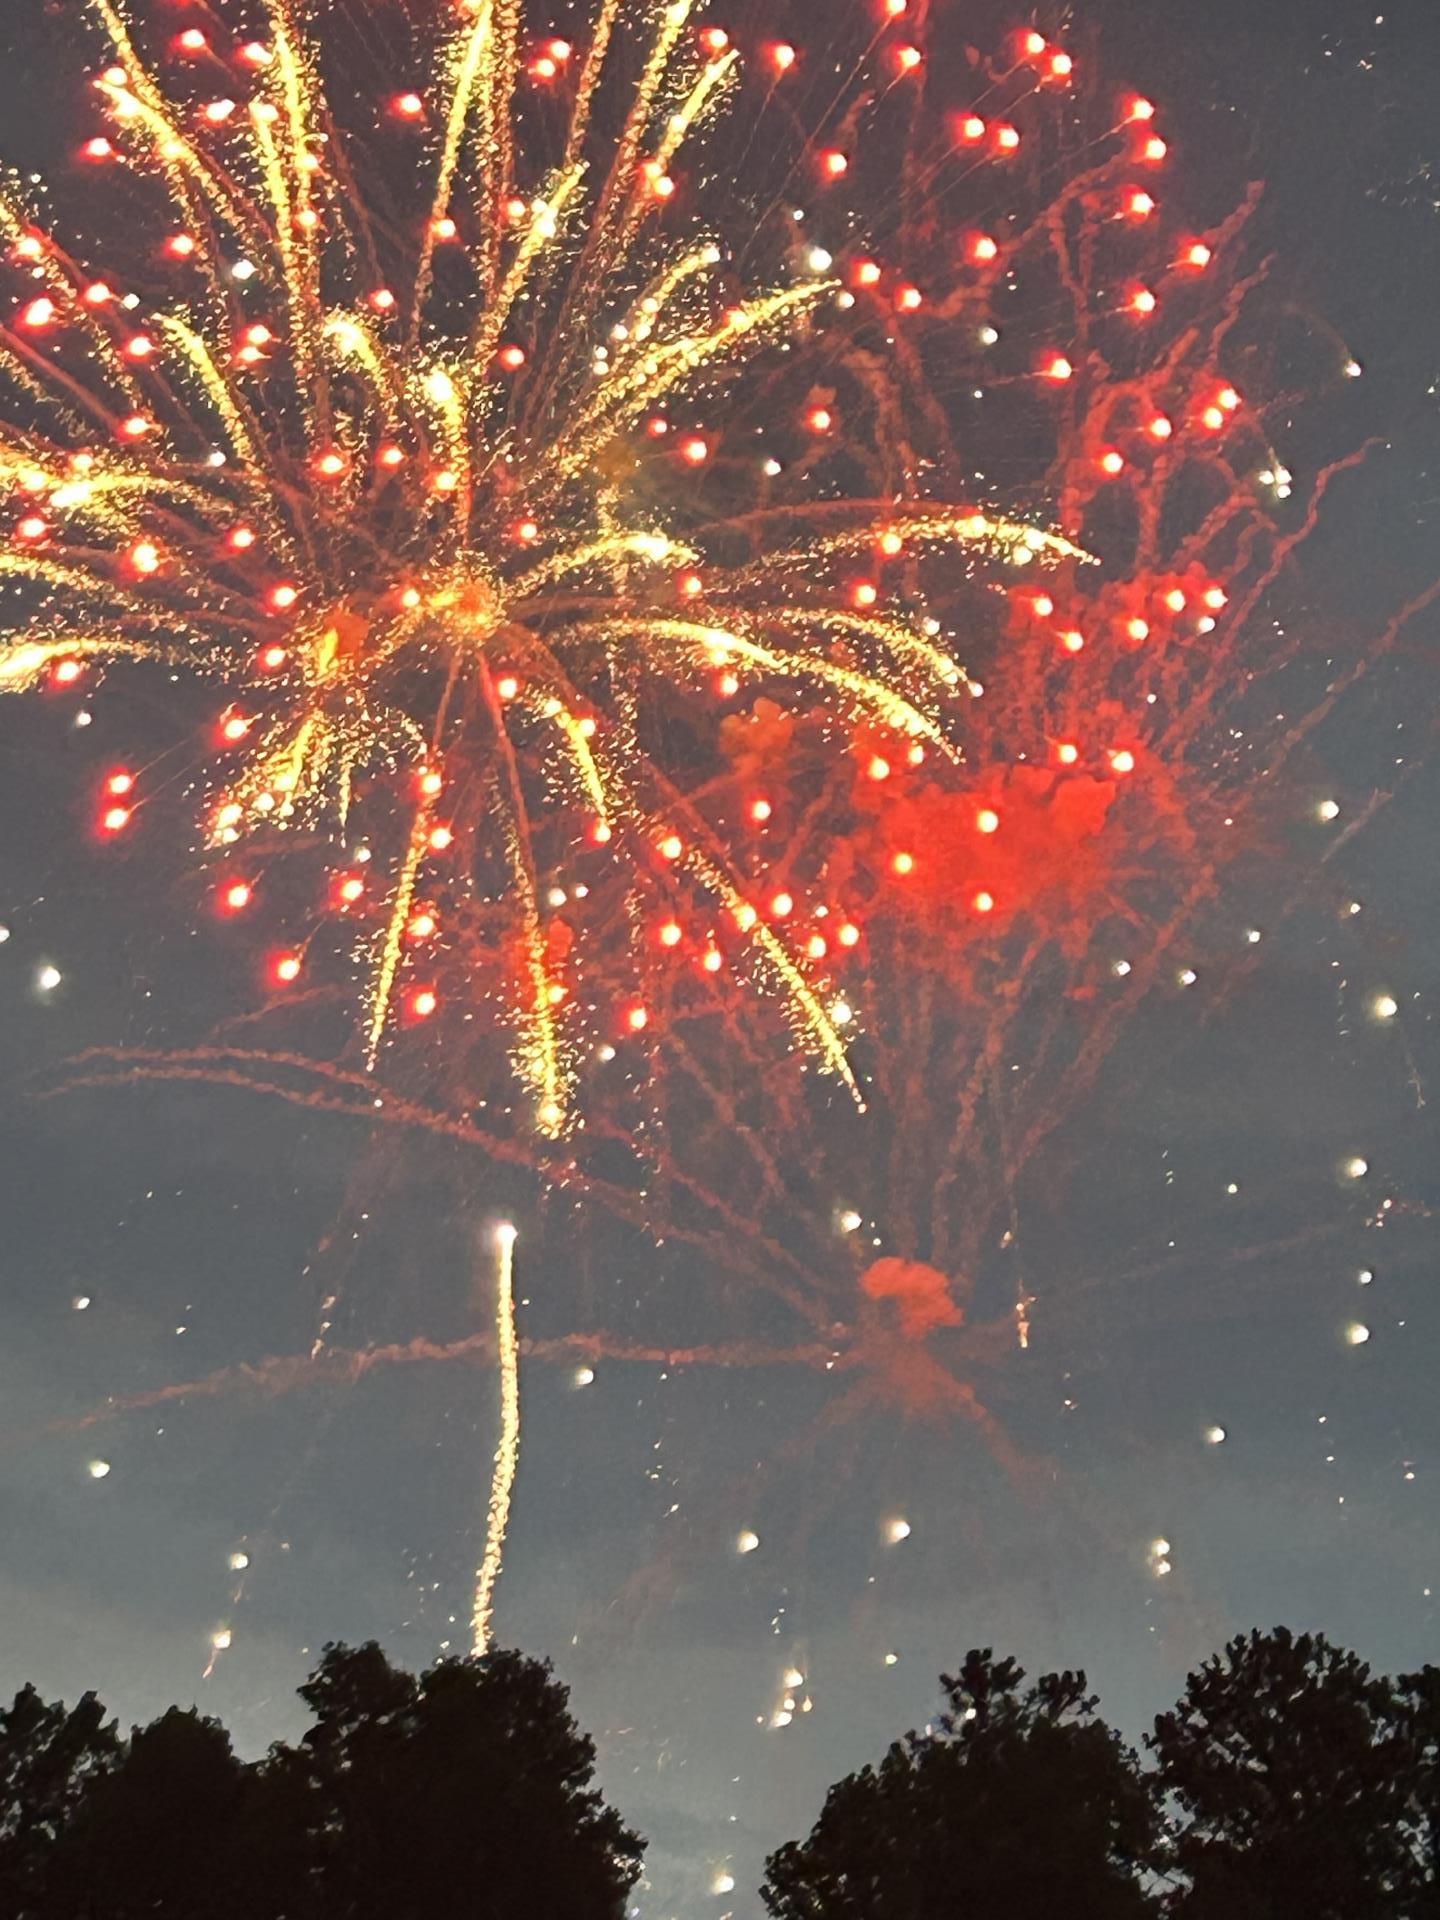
top-left (473, 1219), bottom-right (521, 1652)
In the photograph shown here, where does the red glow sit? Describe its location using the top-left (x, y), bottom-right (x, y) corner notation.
top-left (258, 644), bottom-right (287, 671)
top-left (821, 150), bottom-right (849, 178)
top-left (176, 28), bottom-right (208, 55)
top-left (410, 987), bottom-right (438, 1019)
top-left (1099, 448), bottom-right (1126, 476)
top-left (680, 437), bottom-right (709, 464)
top-left (973, 889), bottom-right (995, 913)
top-left (749, 798), bottom-right (772, 822)
top-left (1043, 355), bottom-right (1073, 382)
top-left (336, 874), bottom-right (365, 906)
top-left (993, 123), bottom-right (1020, 152)
top-left (769, 43), bottom-right (796, 71)
top-left (101, 805), bottom-right (132, 834)
top-left (221, 880), bottom-right (253, 913)
top-left (393, 92), bottom-right (424, 117)
top-left (105, 770), bottom-right (134, 797)
top-left (625, 1004), bottom-right (649, 1032)
top-left (51, 659), bottom-right (82, 686)
top-left (968, 233), bottom-right (999, 265)
top-left (20, 297), bottom-right (56, 330)
top-left (498, 344), bottom-right (526, 370)
top-left (272, 952), bottom-right (302, 984)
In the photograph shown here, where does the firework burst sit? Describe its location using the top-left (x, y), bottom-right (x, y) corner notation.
top-left (0, 0), bottom-right (1092, 1136)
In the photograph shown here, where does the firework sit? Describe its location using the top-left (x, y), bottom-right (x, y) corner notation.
top-left (0, 0), bottom-right (1089, 1137)
top-left (473, 1219), bottom-right (520, 1652)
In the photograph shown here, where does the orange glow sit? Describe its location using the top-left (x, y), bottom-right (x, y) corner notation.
top-left (410, 988), bottom-right (438, 1019)
top-left (129, 541), bottom-right (161, 575)
top-left (868, 755), bottom-right (891, 781)
top-left (837, 922), bottom-right (861, 947)
top-left (659, 834), bottom-right (683, 860)
top-left (1056, 741), bottom-right (1079, 765)
top-left (407, 911), bottom-right (437, 941)
top-left (958, 114), bottom-right (987, 143)
top-left (1127, 617), bottom-right (1151, 641)
top-left (680, 437), bottom-right (709, 464)
top-left (222, 881), bottom-right (253, 913)
top-left (976, 808), bottom-right (1000, 834)
top-left (1099, 449), bottom-right (1125, 476)
top-left (1148, 414), bottom-right (1173, 440)
top-left (749, 798), bottom-right (772, 822)
top-left (498, 344), bottom-right (526, 370)
top-left (1043, 355), bottom-right (1073, 381)
top-left (272, 952), bottom-right (302, 983)
top-left (969, 233), bottom-right (999, 264)
top-left (659, 920), bottom-right (683, 947)
top-left (769, 43), bottom-right (796, 71)
top-left (770, 891), bottom-right (794, 917)
top-left (626, 1005), bottom-right (649, 1031)
top-left (822, 150), bottom-right (849, 177)
top-left (895, 284), bottom-right (923, 311)
top-left (973, 889), bottom-right (995, 913)
top-left (1127, 190), bottom-right (1155, 218)
top-left (269, 583), bottom-right (299, 610)
top-left (891, 851), bottom-right (914, 875)
top-left (993, 123), bottom-right (1020, 151)
top-left (427, 825), bottom-right (454, 852)
top-left (394, 92), bottom-right (424, 117)
top-left (337, 874), bottom-right (365, 905)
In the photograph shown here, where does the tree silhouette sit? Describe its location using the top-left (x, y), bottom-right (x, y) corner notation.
top-left (1148, 1627), bottom-right (1428, 1918)
top-left (284, 1641), bottom-right (645, 1920)
top-left (0, 1644), bottom-right (642, 1919)
top-left (43, 1706), bottom-right (254, 1919)
top-left (0, 1685), bottom-right (118, 1914)
top-left (761, 1649), bottom-right (1157, 1918)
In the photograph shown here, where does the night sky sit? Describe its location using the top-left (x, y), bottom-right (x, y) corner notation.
top-left (1, 1), bottom-right (1438, 1914)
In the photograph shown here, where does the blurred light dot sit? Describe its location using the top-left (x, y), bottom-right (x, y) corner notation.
top-left (1346, 1322), bottom-right (1371, 1346)
top-left (574, 1367), bottom-right (595, 1387)
top-left (1317, 798), bottom-right (1340, 821)
top-left (229, 1551), bottom-right (250, 1571)
top-left (885, 1518), bottom-right (911, 1543)
top-left (1372, 994), bottom-right (1398, 1020)
top-left (88, 1459), bottom-right (110, 1479)
top-left (1344, 1156), bottom-right (1369, 1180)
top-left (37, 964), bottom-right (62, 991)
top-left (1205, 1425), bottom-right (1227, 1445)
top-left (72, 1295), bottom-right (91, 1311)
top-left (736, 1529), bottom-right (760, 1554)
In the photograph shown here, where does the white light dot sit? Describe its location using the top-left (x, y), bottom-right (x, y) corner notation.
top-left (1317, 798), bottom-right (1340, 821)
top-left (573, 1366), bottom-right (595, 1387)
top-left (0, 925), bottom-right (9, 943)
top-left (37, 964), bottom-right (62, 991)
top-left (1372, 993), bottom-right (1398, 1020)
top-left (211, 1628), bottom-right (232, 1651)
top-left (1205, 1425), bottom-right (1227, 1445)
top-left (736, 1529), bottom-right (760, 1554)
top-left (1358, 1269), bottom-right (1374, 1286)
top-left (712, 1872), bottom-right (736, 1895)
top-left (1346, 1322), bottom-right (1370, 1346)
top-left (1112, 959), bottom-right (1131, 977)
top-left (72, 1294), bottom-right (91, 1311)
top-left (1245, 928), bottom-right (1262, 944)
top-left (1178, 968), bottom-right (1197, 987)
top-left (87, 1459), bottom-right (110, 1479)
top-left (885, 1517), bottom-right (911, 1543)
top-left (1344, 1156), bottom-right (1369, 1180)
top-left (838, 1209), bottom-right (862, 1233)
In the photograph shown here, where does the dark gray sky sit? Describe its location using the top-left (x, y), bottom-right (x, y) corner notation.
top-left (1, 2), bottom-right (1438, 1914)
